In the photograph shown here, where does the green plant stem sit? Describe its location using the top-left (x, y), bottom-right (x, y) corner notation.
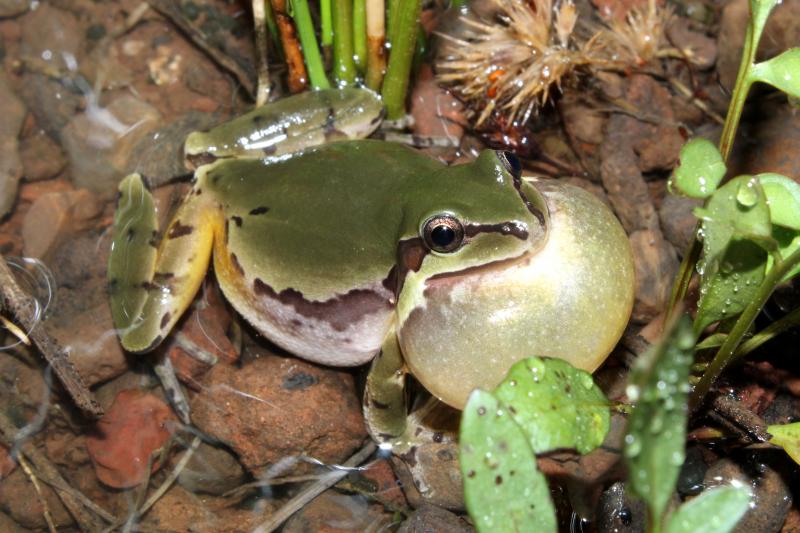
top-left (332, 0), bottom-right (357, 86)
top-left (666, 236), bottom-right (702, 321)
top-left (263, 0), bottom-right (282, 52)
top-left (380, 0), bottom-right (421, 119)
top-left (718, 25), bottom-right (756, 161)
top-left (290, 0), bottom-right (331, 89)
top-left (321, 0), bottom-right (333, 47)
top-left (735, 305), bottom-right (800, 359)
top-left (353, 0), bottom-right (367, 73)
top-left (386, 0), bottom-right (400, 45)
top-left (690, 247), bottom-right (800, 410)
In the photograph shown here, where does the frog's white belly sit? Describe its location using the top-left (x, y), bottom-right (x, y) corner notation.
top-left (215, 251), bottom-right (395, 366)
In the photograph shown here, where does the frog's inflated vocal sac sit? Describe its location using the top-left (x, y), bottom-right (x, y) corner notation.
top-left (109, 88), bottom-right (634, 448)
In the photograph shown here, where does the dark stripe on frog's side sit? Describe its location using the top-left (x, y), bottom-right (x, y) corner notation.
top-left (253, 277), bottom-right (392, 332)
top-left (465, 221), bottom-right (528, 241)
top-left (168, 221), bottom-right (194, 239)
top-left (231, 215), bottom-right (243, 227)
top-left (383, 237), bottom-right (429, 296)
top-left (160, 312), bottom-right (171, 329)
top-left (513, 175), bottom-right (545, 227)
top-left (249, 206), bottom-right (270, 215)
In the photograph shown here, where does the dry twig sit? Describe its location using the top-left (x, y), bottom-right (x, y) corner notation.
top-left (0, 254), bottom-right (102, 417)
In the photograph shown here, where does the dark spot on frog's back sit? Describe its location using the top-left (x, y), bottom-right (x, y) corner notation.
top-left (168, 221), bottom-right (193, 239)
top-left (160, 312), bottom-right (171, 329)
top-left (230, 253), bottom-right (245, 276)
top-left (282, 372), bottom-right (318, 390)
top-left (253, 278), bottom-right (391, 331)
top-left (249, 206), bottom-right (269, 215)
top-left (231, 215), bottom-right (243, 227)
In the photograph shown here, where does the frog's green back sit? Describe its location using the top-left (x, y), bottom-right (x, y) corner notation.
top-left (199, 140), bottom-right (443, 300)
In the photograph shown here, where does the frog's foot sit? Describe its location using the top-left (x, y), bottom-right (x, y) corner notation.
top-left (108, 173), bottom-right (217, 353)
top-left (153, 353), bottom-right (191, 424)
top-left (363, 330), bottom-right (457, 455)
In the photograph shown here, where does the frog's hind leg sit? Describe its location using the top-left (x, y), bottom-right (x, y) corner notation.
top-left (109, 173), bottom-right (219, 421)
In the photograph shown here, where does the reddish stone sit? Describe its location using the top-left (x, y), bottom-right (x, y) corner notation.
top-left (190, 349), bottom-right (366, 477)
top-left (86, 389), bottom-right (178, 489)
top-left (0, 446), bottom-right (15, 479)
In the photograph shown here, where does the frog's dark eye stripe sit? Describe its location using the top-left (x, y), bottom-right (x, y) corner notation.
top-left (496, 150), bottom-right (522, 179)
top-left (422, 214), bottom-right (465, 253)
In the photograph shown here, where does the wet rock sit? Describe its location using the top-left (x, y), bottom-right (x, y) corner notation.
top-left (86, 389), bottom-right (179, 488)
top-left (704, 456), bottom-right (791, 533)
top-left (659, 194), bottom-right (701, 254)
top-left (595, 482), bottom-right (646, 533)
top-left (0, 0), bottom-right (29, 17)
top-left (398, 504), bottom-right (473, 533)
top-left (283, 490), bottom-right (393, 532)
top-left (0, 71), bottom-right (25, 218)
top-left (0, 510), bottom-right (28, 533)
top-left (391, 441), bottom-right (464, 511)
top-left (625, 75), bottom-right (684, 173)
top-left (49, 303), bottom-right (130, 387)
top-left (0, 446), bottom-right (15, 479)
top-left (19, 128), bottom-right (67, 181)
top-left (717, 0), bottom-right (800, 91)
top-left (190, 349), bottom-right (366, 477)
top-left (560, 91), bottom-right (606, 178)
top-left (143, 484), bottom-right (263, 532)
top-left (21, 189), bottom-right (102, 259)
top-left (175, 441), bottom-right (246, 496)
top-left (761, 393), bottom-right (800, 427)
top-left (60, 93), bottom-right (161, 197)
top-left (18, 5), bottom-right (84, 136)
top-left (629, 229), bottom-right (679, 323)
top-left (0, 468), bottom-right (73, 529)
top-left (676, 444), bottom-right (707, 497)
top-left (600, 119), bottom-right (659, 233)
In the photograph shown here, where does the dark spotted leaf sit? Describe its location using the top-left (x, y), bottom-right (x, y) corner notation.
top-left (665, 486), bottom-right (750, 533)
top-left (460, 390), bottom-right (556, 533)
top-left (625, 315), bottom-right (695, 524)
top-left (493, 357), bottom-right (610, 454)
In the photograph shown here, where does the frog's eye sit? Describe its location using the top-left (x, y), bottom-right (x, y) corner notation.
top-left (496, 151), bottom-right (522, 179)
top-left (422, 214), bottom-right (465, 253)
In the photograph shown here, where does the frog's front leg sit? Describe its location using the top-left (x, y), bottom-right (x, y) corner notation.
top-left (109, 173), bottom-right (220, 420)
top-left (364, 329), bottom-right (449, 455)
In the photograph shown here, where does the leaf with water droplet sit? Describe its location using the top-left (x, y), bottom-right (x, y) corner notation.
top-left (626, 315), bottom-right (694, 525)
top-left (750, 48), bottom-right (800, 99)
top-left (665, 485), bottom-right (750, 533)
top-left (670, 138), bottom-right (726, 199)
top-left (694, 175), bottom-right (772, 331)
top-left (460, 390), bottom-right (557, 533)
top-left (493, 358), bottom-right (610, 454)
top-left (759, 173), bottom-right (800, 230)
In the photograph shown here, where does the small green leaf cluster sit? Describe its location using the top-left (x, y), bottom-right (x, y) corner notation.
top-left (667, 0), bottom-right (800, 410)
top-left (624, 316), bottom-right (750, 533)
top-left (459, 357), bottom-right (610, 532)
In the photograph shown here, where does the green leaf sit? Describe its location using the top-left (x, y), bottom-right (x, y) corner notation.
top-left (493, 357), bottom-right (610, 454)
top-left (460, 390), bottom-right (556, 533)
top-left (665, 486), bottom-right (751, 533)
top-left (758, 173), bottom-right (800, 230)
top-left (694, 176), bottom-right (771, 331)
top-left (625, 315), bottom-right (695, 524)
top-left (670, 138), bottom-right (726, 199)
top-left (748, 0), bottom-right (781, 41)
top-left (750, 48), bottom-right (800, 99)
top-left (768, 422), bottom-right (800, 465)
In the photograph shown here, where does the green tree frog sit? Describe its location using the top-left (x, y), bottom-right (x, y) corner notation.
top-left (108, 88), bottom-right (635, 450)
